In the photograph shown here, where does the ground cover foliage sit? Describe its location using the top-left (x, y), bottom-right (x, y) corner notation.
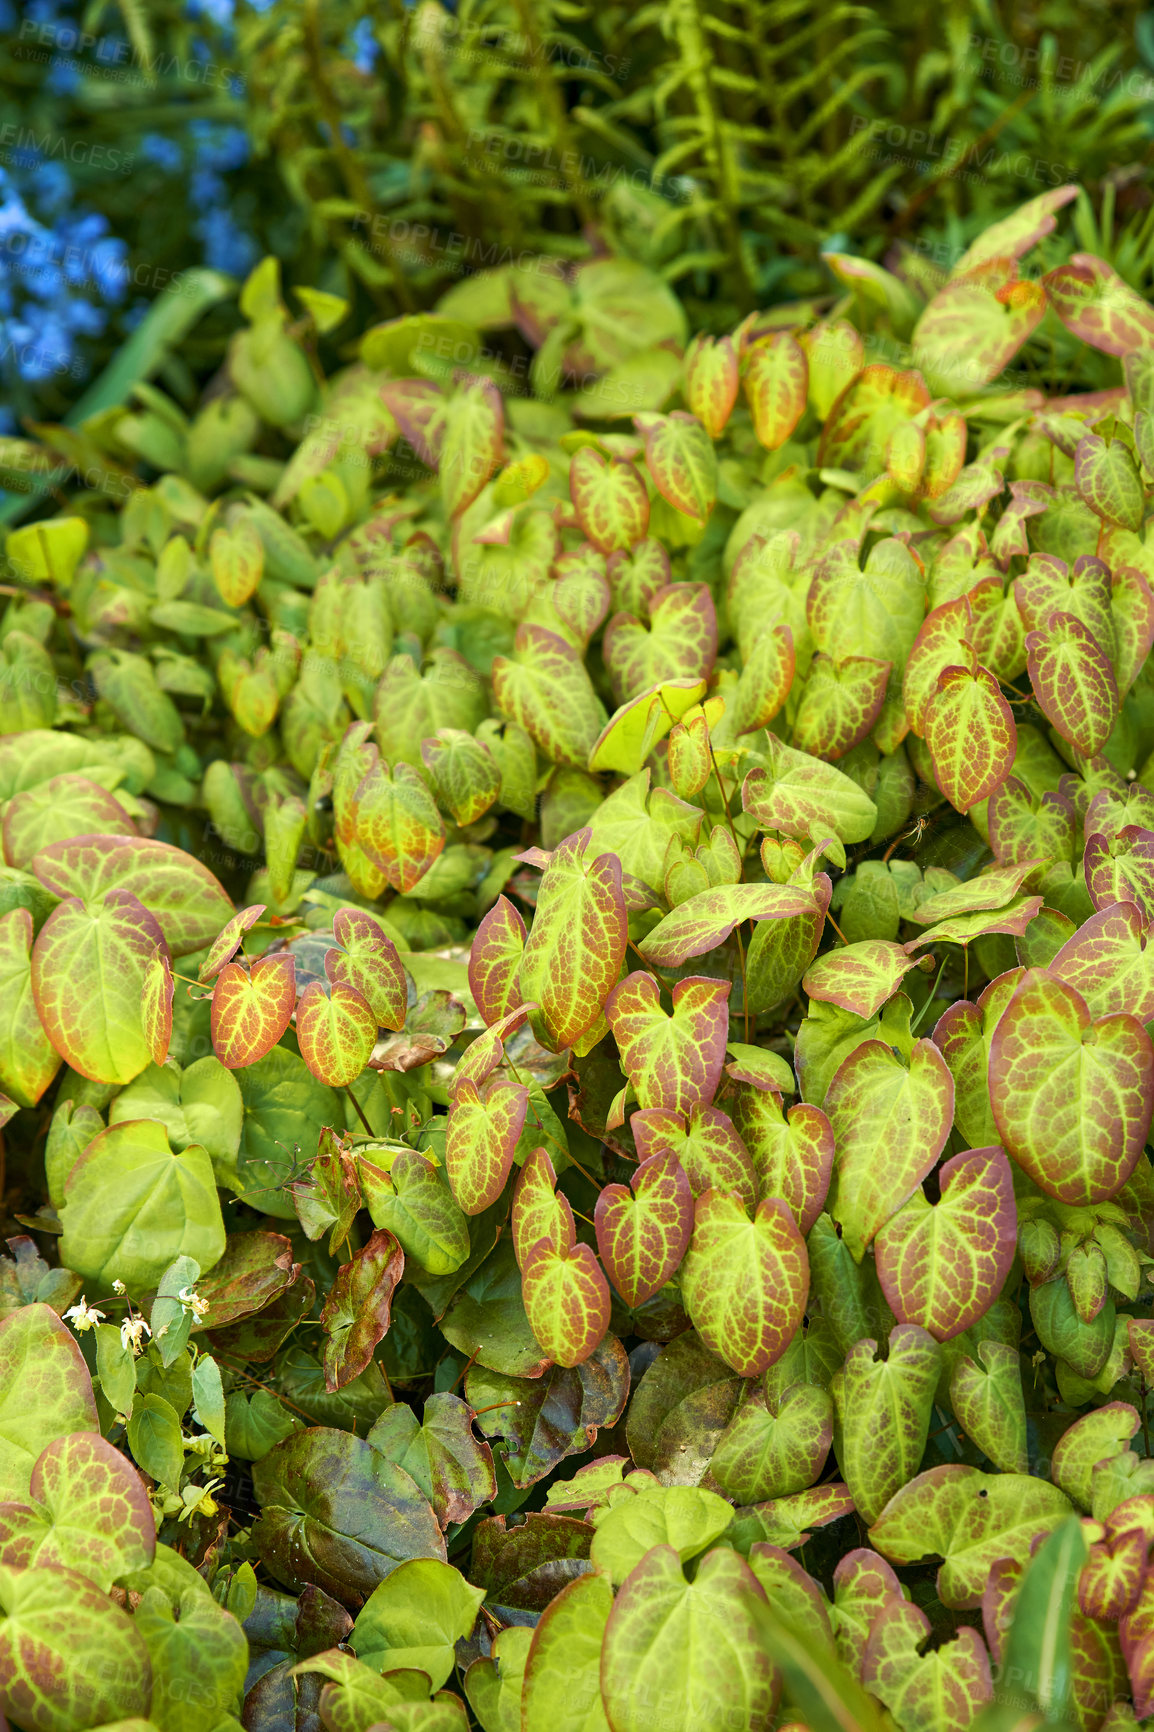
top-left (14, 184), bottom-right (1154, 1729)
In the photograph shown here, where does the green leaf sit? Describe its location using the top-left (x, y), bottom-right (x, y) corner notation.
top-left (925, 661), bottom-right (1017, 813)
top-left (521, 1572), bottom-right (613, 1732)
top-left (109, 1057), bottom-right (243, 1193)
top-left (0, 907), bottom-right (60, 1108)
top-left (126, 1393), bottom-right (185, 1487)
top-left (1025, 611), bottom-right (1119, 759)
top-left (1000, 1516), bottom-right (1089, 1720)
top-left (31, 891), bottom-right (164, 1085)
top-left (361, 1149), bottom-right (470, 1277)
top-left (352, 1558), bottom-right (486, 1686)
top-left (634, 411), bottom-right (717, 522)
top-left (708, 1379), bottom-right (834, 1503)
top-left (869, 1465), bottom-right (1072, 1608)
top-left (0, 1563), bottom-right (152, 1729)
top-left (134, 1585), bottom-right (248, 1732)
top-left (1051, 1403), bottom-right (1140, 1512)
top-left (367, 1393), bottom-right (495, 1526)
top-left (493, 625), bottom-right (607, 768)
top-left (861, 1592), bottom-right (995, 1730)
top-left (680, 1193), bottom-right (809, 1378)
top-left (831, 1324), bottom-right (941, 1525)
top-left (59, 1119), bottom-right (225, 1295)
top-left (594, 1149), bottom-right (693, 1310)
top-left (600, 1546), bottom-right (777, 1732)
top-left (589, 1482), bottom-right (733, 1586)
top-left (251, 1428), bottom-right (444, 1603)
top-left (948, 1341), bottom-right (1029, 1474)
top-left (743, 332), bottom-right (808, 450)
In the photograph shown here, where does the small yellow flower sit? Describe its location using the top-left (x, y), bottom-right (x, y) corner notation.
top-left (63, 1297), bottom-right (106, 1333)
top-left (112, 1279), bottom-right (127, 1295)
top-left (178, 1285), bottom-right (210, 1321)
top-left (121, 1315), bottom-right (152, 1356)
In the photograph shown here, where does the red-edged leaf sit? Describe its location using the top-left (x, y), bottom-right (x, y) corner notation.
top-left (469, 896), bottom-right (527, 1028)
top-left (141, 945), bottom-right (174, 1067)
top-left (355, 757), bottom-right (446, 894)
top-left (605, 972), bottom-right (730, 1117)
top-left (381, 378), bottom-right (447, 467)
top-left (1050, 901), bottom-right (1154, 1021)
top-left (875, 1147), bottom-right (1017, 1341)
top-left (1013, 551), bottom-right (1115, 648)
top-left (1112, 565), bottom-right (1154, 694)
top-left (0, 907), bottom-right (60, 1107)
top-left (441, 378), bottom-right (504, 516)
top-left (792, 653), bottom-right (891, 760)
top-left (680, 1191), bottom-right (809, 1378)
top-left (803, 940), bottom-right (919, 1019)
top-left (632, 1103), bottom-right (757, 1211)
top-left (633, 410), bottom-right (717, 522)
top-left (1085, 827), bottom-right (1154, 919)
top-left (989, 967), bottom-right (1154, 1204)
top-left (569, 448), bottom-right (650, 553)
top-left (861, 1592), bottom-right (993, 1727)
top-left (211, 953), bottom-right (297, 1070)
top-left (743, 333), bottom-right (808, 451)
top-left (329, 907), bottom-right (407, 1032)
top-left (912, 274), bottom-right (1046, 388)
top-left (685, 333), bottom-right (739, 437)
top-left (902, 593), bottom-right (988, 736)
top-left (730, 1087), bottom-right (834, 1233)
top-left (521, 1240), bottom-right (611, 1368)
top-left (452, 1004), bottom-right (534, 1091)
top-left (594, 1149), bottom-right (693, 1308)
top-left (512, 1148), bottom-right (575, 1271)
top-left (925, 662), bottom-right (1016, 813)
top-left (1042, 254), bottom-right (1154, 356)
top-left (1079, 1529), bottom-right (1147, 1621)
top-left (1075, 430), bottom-right (1145, 531)
top-left (517, 831), bottom-right (628, 1052)
top-left (988, 777), bottom-right (1076, 866)
top-left (31, 889), bottom-right (166, 1086)
top-left (319, 1227), bottom-right (405, 1390)
top-left (32, 834), bottom-right (233, 957)
top-left (639, 882), bottom-right (815, 969)
top-left (731, 621), bottom-right (796, 735)
top-left (296, 980), bottom-right (377, 1088)
top-left (445, 1077), bottom-right (529, 1214)
top-left (198, 904), bottom-right (266, 984)
top-left (1, 774), bottom-right (138, 870)
top-left (1026, 610), bottom-right (1119, 758)
top-left (603, 582), bottom-right (718, 707)
top-left (817, 364), bottom-right (931, 473)
top-left (825, 1038), bottom-right (955, 1261)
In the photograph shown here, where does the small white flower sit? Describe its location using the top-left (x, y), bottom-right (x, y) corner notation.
top-left (178, 1285), bottom-right (210, 1321)
top-left (112, 1279), bottom-right (126, 1295)
top-left (63, 1296), bottom-right (105, 1333)
top-left (121, 1315), bottom-right (152, 1356)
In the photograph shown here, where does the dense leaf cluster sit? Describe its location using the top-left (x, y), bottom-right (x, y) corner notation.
top-left (7, 185), bottom-right (1154, 1729)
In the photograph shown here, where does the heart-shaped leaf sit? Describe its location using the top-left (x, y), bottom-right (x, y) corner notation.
top-left (368, 1394), bottom-right (495, 1528)
top-left (793, 653), bottom-right (891, 760)
top-left (493, 624), bottom-right (606, 768)
top-left (32, 890), bottom-right (165, 1086)
top-left (329, 907), bottom-right (407, 1031)
top-left (468, 896), bottom-right (527, 1028)
top-left (606, 972), bottom-right (729, 1117)
top-left (603, 583), bottom-right (717, 706)
top-left (730, 1088), bottom-right (834, 1232)
top-left (708, 1379), bottom-right (833, 1504)
top-left (804, 940), bottom-right (919, 1019)
top-left (1084, 826), bottom-right (1154, 919)
top-left (32, 834), bottom-right (233, 957)
top-left (1025, 611), bottom-right (1119, 758)
top-left (522, 1240), bottom-right (611, 1368)
top-left (742, 737), bottom-right (878, 844)
top-left (680, 1191), bottom-right (808, 1378)
top-left (569, 448), bottom-right (650, 552)
top-left (988, 968), bottom-right (1154, 1204)
top-left (296, 980), bottom-right (377, 1088)
top-left (639, 881), bottom-right (815, 968)
top-left (0, 907), bottom-right (60, 1108)
top-left (445, 1077), bottom-right (528, 1215)
top-left (0, 1305), bottom-right (98, 1503)
top-left (949, 1340), bottom-right (1028, 1473)
top-left (861, 1594), bottom-right (993, 1730)
top-left (632, 1103), bottom-right (757, 1210)
top-left (595, 1149), bottom-right (693, 1308)
top-left (0, 1562), bottom-right (152, 1730)
top-left (511, 1148), bottom-right (575, 1270)
top-left (831, 1324), bottom-right (941, 1524)
top-left (354, 757), bottom-right (446, 893)
top-left (517, 830), bottom-right (627, 1052)
top-left (743, 333), bottom-right (808, 450)
top-left (825, 1037), bottom-right (955, 1261)
top-left (211, 952), bottom-right (296, 1070)
top-left (360, 1147), bottom-right (470, 1277)
top-left (634, 411), bottom-right (717, 521)
top-left (925, 661), bottom-right (1016, 812)
top-left (1050, 900), bottom-right (1154, 1020)
top-left (0, 1432), bottom-right (153, 1591)
top-left (874, 1147), bottom-right (1017, 1340)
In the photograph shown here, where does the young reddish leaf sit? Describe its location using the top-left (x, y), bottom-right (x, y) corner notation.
top-left (912, 274), bottom-right (1046, 387)
top-left (0, 906), bottom-right (60, 1107)
top-left (381, 378), bottom-right (447, 467)
top-left (953, 186), bottom-right (1078, 273)
top-left (292, 1127), bottom-right (363, 1251)
top-left (685, 333), bottom-right (739, 437)
top-left (1112, 565), bottom-right (1154, 694)
top-left (791, 653), bottom-right (891, 760)
top-left (595, 1149), bottom-right (693, 1308)
top-left (32, 889), bottom-right (166, 1086)
top-left (296, 980), bottom-right (377, 1088)
top-left (521, 1240), bottom-right (611, 1369)
top-left (831, 1325), bottom-right (942, 1525)
top-left (211, 953), bottom-right (297, 1070)
top-left (861, 1592), bottom-right (993, 1728)
top-left (32, 834), bottom-right (234, 957)
top-left (680, 1191), bottom-right (809, 1378)
top-left (803, 940), bottom-right (919, 1020)
top-left (730, 1086), bottom-right (834, 1233)
top-left (816, 363), bottom-right (931, 473)
top-left (1085, 827), bottom-right (1154, 919)
top-left (743, 333), bottom-right (808, 451)
top-left (452, 1004), bottom-right (534, 1091)
top-left (329, 907), bottom-right (407, 1032)
top-left (603, 582), bottom-right (718, 707)
top-left (825, 1037), bottom-right (955, 1261)
top-left (517, 830), bottom-right (627, 1052)
top-left (874, 1147), bottom-right (1017, 1341)
top-left (354, 757), bottom-right (446, 894)
top-left (198, 904), bottom-right (267, 984)
top-left (988, 777), bottom-right (1076, 866)
top-left (141, 945), bottom-right (174, 1067)
top-left (512, 1148), bottom-right (575, 1271)
top-left (741, 737), bottom-right (879, 844)
top-left (568, 448), bottom-right (650, 553)
top-left (639, 881), bottom-right (815, 969)
top-left (632, 1103), bottom-right (757, 1210)
top-left (904, 597), bottom-right (985, 736)
top-left (605, 972), bottom-right (730, 1117)
top-left (1013, 550), bottom-right (1115, 651)
top-left (469, 896), bottom-right (527, 1028)
top-left (1050, 901), bottom-right (1154, 1020)
top-left (924, 662), bottom-right (1016, 812)
top-left (1025, 611), bottom-right (1119, 758)
top-left (319, 1227), bottom-right (405, 1390)
top-left (667, 710), bottom-right (711, 798)
top-left (633, 410), bottom-right (717, 522)
top-left (832, 1548), bottom-right (906, 1678)
top-left (1075, 431), bottom-right (1144, 531)
top-left (445, 1077), bottom-right (529, 1214)
top-left (441, 378), bottom-right (504, 516)
top-left (989, 968), bottom-right (1154, 1204)
top-left (1079, 1528), bottom-right (1147, 1621)
top-left (1042, 253), bottom-right (1154, 355)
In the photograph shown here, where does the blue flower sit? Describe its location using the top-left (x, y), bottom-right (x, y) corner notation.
top-left (346, 17), bottom-right (381, 72)
top-left (141, 134), bottom-right (185, 174)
